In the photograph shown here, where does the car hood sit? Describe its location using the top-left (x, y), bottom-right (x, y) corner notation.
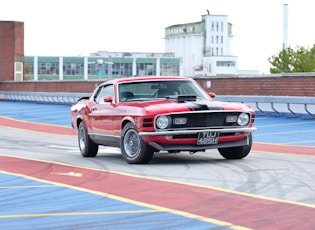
top-left (127, 99), bottom-right (253, 115)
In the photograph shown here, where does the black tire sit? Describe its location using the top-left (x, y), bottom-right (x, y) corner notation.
top-left (121, 122), bottom-right (154, 164)
top-left (218, 134), bottom-right (252, 159)
top-left (78, 121), bottom-right (98, 157)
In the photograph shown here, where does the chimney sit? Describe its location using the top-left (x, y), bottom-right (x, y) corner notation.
top-left (283, 4), bottom-right (288, 49)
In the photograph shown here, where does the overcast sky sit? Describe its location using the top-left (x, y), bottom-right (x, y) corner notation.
top-left (1, 0), bottom-right (315, 73)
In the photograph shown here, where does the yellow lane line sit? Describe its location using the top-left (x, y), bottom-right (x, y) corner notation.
top-left (254, 141), bottom-right (315, 149)
top-left (252, 150), bottom-right (315, 158)
top-left (282, 140), bottom-right (315, 145)
top-left (0, 209), bottom-right (163, 219)
top-left (0, 125), bottom-right (73, 136)
top-left (0, 116), bottom-right (70, 129)
top-left (0, 185), bottom-right (55, 189)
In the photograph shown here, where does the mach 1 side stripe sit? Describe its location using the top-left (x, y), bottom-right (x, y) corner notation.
top-left (0, 155), bottom-right (315, 230)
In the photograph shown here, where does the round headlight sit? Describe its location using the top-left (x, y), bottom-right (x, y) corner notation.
top-left (156, 115), bottom-right (170, 129)
top-left (237, 113), bottom-right (250, 126)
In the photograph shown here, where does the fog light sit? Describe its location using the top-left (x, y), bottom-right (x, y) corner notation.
top-left (174, 117), bottom-right (187, 125)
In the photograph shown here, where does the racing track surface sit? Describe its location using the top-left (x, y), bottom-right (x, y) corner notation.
top-left (0, 101), bottom-right (315, 229)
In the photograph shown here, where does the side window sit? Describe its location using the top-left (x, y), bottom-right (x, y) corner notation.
top-left (94, 85), bottom-right (114, 104)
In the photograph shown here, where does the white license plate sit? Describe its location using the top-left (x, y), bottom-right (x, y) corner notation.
top-left (197, 131), bottom-right (219, 145)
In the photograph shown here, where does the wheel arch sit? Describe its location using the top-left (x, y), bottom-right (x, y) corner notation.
top-left (121, 116), bottom-right (137, 131)
top-left (76, 117), bottom-right (83, 129)
top-left (76, 115), bottom-right (92, 133)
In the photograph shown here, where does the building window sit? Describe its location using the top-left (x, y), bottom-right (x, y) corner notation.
top-left (212, 22), bottom-right (214, 31)
top-left (38, 62), bottom-right (58, 74)
top-left (112, 63), bottom-right (133, 77)
top-left (221, 36), bottom-right (223, 44)
top-left (63, 63), bottom-right (84, 76)
top-left (217, 61), bottom-right (235, 67)
top-left (88, 61), bottom-right (132, 78)
top-left (136, 63), bottom-right (156, 76)
top-left (38, 61), bottom-right (59, 79)
top-left (160, 63), bottom-right (179, 76)
top-left (216, 22), bottom-right (219, 31)
top-left (221, 21), bottom-right (223, 32)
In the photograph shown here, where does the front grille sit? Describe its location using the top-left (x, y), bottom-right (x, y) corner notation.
top-left (169, 112), bottom-right (244, 129)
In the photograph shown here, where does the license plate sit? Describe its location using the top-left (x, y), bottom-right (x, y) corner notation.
top-left (197, 131), bottom-right (219, 145)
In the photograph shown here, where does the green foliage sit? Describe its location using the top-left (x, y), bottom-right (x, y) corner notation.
top-left (268, 44), bottom-right (315, 73)
top-left (24, 63), bottom-right (32, 74)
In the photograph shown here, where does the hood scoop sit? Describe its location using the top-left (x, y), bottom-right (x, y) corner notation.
top-left (166, 95), bottom-right (197, 103)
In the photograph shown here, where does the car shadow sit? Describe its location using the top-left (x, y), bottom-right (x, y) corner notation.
top-left (95, 150), bottom-right (245, 165)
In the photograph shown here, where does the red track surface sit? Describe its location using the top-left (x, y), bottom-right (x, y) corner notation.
top-left (1, 155), bottom-right (315, 229)
top-left (0, 116), bottom-right (75, 135)
top-left (1, 116), bottom-right (315, 229)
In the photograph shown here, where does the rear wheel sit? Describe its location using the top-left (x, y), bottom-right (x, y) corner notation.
top-left (121, 122), bottom-right (154, 164)
top-left (78, 121), bottom-right (98, 157)
top-left (218, 134), bottom-right (252, 159)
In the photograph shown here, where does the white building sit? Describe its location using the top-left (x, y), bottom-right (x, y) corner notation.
top-left (165, 13), bottom-right (251, 76)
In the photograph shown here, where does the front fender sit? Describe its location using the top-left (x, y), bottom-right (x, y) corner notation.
top-left (121, 116), bottom-right (137, 132)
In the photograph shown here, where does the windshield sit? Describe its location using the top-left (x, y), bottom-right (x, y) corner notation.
top-left (118, 80), bottom-right (210, 102)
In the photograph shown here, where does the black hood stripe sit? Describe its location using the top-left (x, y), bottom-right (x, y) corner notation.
top-left (185, 101), bottom-right (224, 111)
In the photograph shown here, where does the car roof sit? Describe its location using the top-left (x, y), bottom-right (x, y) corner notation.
top-left (104, 76), bottom-right (192, 85)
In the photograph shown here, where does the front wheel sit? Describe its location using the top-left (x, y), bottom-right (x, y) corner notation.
top-left (218, 134), bottom-right (252, 159)
top-left (121, 122), bottom-right (154, 164)
top-left (78, 121), bottom-right (98, 157)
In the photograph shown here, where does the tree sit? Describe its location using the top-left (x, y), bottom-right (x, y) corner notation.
top-left (268, 45), bottom-right (315, 73)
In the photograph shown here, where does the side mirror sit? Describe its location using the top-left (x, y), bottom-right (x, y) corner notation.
top-left (103, 96), bottom-right (113, 103)
top-left (208, 93), bottom-right (216, 98)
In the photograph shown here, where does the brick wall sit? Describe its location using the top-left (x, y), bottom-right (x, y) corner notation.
top-left (1, 75), bottom-right (315, 96)
top-left (197, 76), bottom-right (315, 96)
top-left (0, 21), bottom-right (24, 81)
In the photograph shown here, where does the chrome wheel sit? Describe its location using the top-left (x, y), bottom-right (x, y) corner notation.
top-left (121, 122), bottom-right (154, 164)
top-left (123, 129), bottom-right (141, 158)
top-left (79, 125), bottom-right (86, 152)
top-left (78, 122), bottom-right (98, 157)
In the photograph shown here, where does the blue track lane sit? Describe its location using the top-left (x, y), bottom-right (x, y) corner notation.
top-left (0, 173), bottom-right (227, 230)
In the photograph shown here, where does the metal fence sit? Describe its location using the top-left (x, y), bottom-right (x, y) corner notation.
top-left (216, 95), bottom-right (315, 119)
top-left (0, 91), bottom-right (89, 105)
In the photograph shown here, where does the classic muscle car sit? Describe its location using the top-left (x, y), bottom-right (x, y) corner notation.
top-left (70, 76), bottom-right (257, 164)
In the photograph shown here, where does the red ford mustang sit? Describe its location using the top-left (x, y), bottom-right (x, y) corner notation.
top-left (70, 76), bottom-right (256, 164)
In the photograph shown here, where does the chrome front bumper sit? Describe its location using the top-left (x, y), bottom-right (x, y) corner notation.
top-left (138, 127), bottom-right (257, 137)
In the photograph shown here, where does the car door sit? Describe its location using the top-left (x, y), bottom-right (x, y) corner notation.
top-left (89, 84), bottom-right (117, 144)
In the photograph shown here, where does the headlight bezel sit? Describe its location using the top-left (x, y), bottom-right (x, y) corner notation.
top-left (237, 112), bottom-right (250, 126)
top-left (155, 115), bottom-right (171, 129)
